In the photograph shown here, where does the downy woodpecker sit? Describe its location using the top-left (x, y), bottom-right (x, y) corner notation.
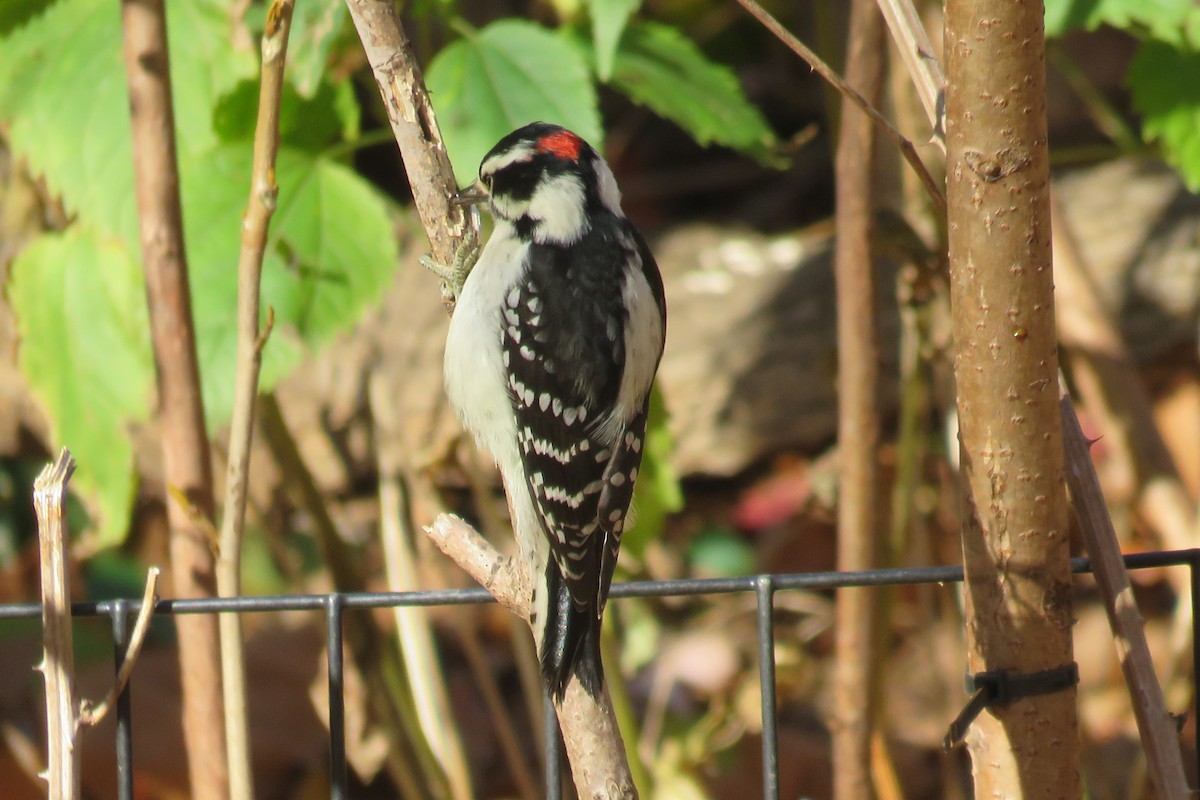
top-left (441, 123), bottom-right (666, 700)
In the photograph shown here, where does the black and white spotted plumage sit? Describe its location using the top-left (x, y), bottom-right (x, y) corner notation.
top-left (442, 123), bottom-right (665, 700)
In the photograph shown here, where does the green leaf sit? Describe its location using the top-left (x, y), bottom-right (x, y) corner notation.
top-left (213, 77), bottom-right (361, 151)
top-left (0, 0), bottom-right (255, 241)
top-left (587, 0), bottom-right (640, 80)
top-left (1, 0), bottom-right (398, 548)
top-left (286, 0), bottom-right (349, 97)
top-left (182, 145), bottom-right (399, 425)
top-left (9, 230), bottom-right (152, 547)
top-left (604, 21), bottom-right (778, 163)
top-left (1129, 39), bottom-right (1200, 190)
top-left (7, 145), bottom-right (398, 542)
top-left (0, 0), bottom-right (55, 35)
top-left (1044, 0), bottom-right (1193, 43)
top-left (426, 19), bottom-right (603, 184)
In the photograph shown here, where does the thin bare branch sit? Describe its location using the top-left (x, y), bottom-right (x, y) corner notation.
top-left (427, 514), bottom-right (638, 798)
top-left (119, 1), bottom-right (228, 793)
top-left (215, 2), bottom-right (296, 796)
top-left (78, 568), bottom-right (161, 729)
top-left (1059, 391), bottom-right (1190, 797)
top-left (35, 448), bottom-right (80, 800)
top-left (733, 0), bottom-right (945, 213)
top-left (343, 0), bottom-right (478, 274)
top-left (832, 0), bottom-right (885, 797)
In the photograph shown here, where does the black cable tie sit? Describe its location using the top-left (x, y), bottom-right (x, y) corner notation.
top-left (943, 662), bottom-right (1079, 751)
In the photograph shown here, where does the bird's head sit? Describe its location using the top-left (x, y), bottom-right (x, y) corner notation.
top-left (455, 122), bottom-right (624, 244)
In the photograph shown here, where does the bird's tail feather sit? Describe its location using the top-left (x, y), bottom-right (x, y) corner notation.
top-left (539, 560), bottom-right (603, 702)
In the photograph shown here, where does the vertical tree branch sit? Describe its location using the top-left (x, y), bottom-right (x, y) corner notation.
top-left (35, 449), bottom-right (80, 800)
top-left (832, 1), bottom-right (885, 798)
top-left (215, 2), bottom-right (295, 797)
top-left (343, 0), bottom-right (477, 270)
top-left (119, 2), bottom-right (229, 797)
top-left (944, 0), bottom-right (1081, 794)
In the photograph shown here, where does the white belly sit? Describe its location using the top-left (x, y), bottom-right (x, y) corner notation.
top-left (442, 226), bottom-right (546, 568)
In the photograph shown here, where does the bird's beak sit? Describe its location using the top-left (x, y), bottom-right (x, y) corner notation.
top-left (452, 182), bottom-right (488, 207)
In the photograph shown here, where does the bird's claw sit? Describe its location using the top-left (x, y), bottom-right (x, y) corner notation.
top-left (421, 239), bottom-right (480, 306)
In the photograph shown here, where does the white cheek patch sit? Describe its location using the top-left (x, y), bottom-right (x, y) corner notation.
top-left (480, 142), bottom-right (535, 177)
top-left (528, 172), bottom-right (587, 243)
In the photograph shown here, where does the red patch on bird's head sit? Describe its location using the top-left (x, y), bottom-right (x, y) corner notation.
top-left (536, 129), bottom-right (583, 161)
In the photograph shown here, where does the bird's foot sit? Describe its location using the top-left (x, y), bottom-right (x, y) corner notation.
top-left (421, 239), bottom-right (480, 307)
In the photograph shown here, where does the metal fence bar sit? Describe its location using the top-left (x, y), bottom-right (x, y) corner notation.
top-left (5, 548), bottom-right (1198, 798)
top-left (111, 599), bottom-right (134, 800)
top-left (326, 594), bottom-right (347, 800)
top-left (1191, 553), bottom-right (1200, 784)
top-left (756, 575), bottom-right (779, 800)
top-left (543, 692), bottom-right (562, 800)
top-left (2, 551), bottom-right (1197, 621)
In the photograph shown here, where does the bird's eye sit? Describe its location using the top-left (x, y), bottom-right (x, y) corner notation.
top-left (482, 174), bottom-right (493, 190)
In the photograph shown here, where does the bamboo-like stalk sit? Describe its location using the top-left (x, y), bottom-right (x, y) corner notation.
top-left (257, 393), bottom-right (448, 799)
top-left (368, 373), bottom-right (476, 800)
top-left (873, 0), bottom-right (945, 148)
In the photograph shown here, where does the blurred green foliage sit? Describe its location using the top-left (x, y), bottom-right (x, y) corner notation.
top-left (1046, 0), bottom-right (1200, 188)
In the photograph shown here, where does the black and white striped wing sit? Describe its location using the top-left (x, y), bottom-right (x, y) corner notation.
top-left (503, 253), bottom-right (626, 612)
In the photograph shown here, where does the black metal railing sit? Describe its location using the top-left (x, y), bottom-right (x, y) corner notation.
top-left (2, 549), bottom-right (1197, 799)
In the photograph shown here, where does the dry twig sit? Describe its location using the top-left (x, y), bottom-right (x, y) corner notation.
top-left (215, 2), bottom-right (296, 796)
top-left (78, 568), bottom-right (161, 729)
top-left (874, 0), bottom-right (945, 148)
top-left (1059, 392), bottom-right (1189, 797)
top-left (733, 0), bottom-right (945, 213)
top-left (119, 1), bottom-right (228, 795)
top-left (1051, 196), bottom-right (1198, 559)
top-left (35, 449), bottom-right (80, 800)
